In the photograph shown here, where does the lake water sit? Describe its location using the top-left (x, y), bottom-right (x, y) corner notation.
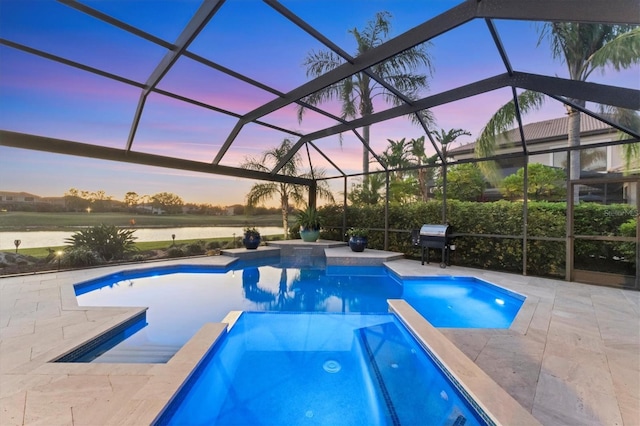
top-left (0, 226), bottom-right (284, 250)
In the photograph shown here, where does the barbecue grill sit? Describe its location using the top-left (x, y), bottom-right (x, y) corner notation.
top-left (411, 224), bottom-right (454, 268)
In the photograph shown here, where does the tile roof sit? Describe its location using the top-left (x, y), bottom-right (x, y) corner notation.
top-left (450, 114), bottom-right (616, 154)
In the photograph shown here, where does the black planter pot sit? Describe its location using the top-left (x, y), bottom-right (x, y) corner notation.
top-left (242, 234), bottom-right (261, 249)
top-left (348, 236), bottom-right (367, 252)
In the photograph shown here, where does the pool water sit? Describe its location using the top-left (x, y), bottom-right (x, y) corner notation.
top-left (73, 260), bottom-right (523, 363)
top-left (155, 312), bottom-right (487, 426)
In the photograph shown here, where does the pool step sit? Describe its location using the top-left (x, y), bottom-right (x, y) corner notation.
top-left (93, 344), bottom-right (182, 363)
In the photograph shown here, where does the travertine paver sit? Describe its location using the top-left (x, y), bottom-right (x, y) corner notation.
top-left (1, 255), bottom-right (638, 425)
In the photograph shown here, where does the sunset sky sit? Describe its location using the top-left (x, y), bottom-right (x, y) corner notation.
top-left (1, 0), bottom-right (637, 206)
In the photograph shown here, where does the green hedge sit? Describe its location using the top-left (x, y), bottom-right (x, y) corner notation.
top-left (319, 201), bottom-right (637, 278)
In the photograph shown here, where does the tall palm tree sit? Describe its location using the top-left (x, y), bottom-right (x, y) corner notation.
top-left (241, 138), bottom-right (335, 238)
top-left (476, 24), bottom-right (640, 184)
top-left (298, 11), bottom-right (434, 178)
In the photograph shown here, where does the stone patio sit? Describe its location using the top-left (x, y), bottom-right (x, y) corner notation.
top-left (1, 249), bottom-right (638, 425)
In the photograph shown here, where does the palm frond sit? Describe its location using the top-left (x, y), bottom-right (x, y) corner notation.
top-left (475, 90), bottom-right (545, 183)
top-left (476, 90), bottom-right (546, 159)
top-left (589, 26), bottom-right (640, 72)
top-left (303, 50), bottom-right (344, 77)
top-left (246, 183), bottom-right (278, 207)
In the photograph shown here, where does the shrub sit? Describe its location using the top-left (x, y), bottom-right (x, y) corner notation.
top-left (185, 241), bottom-right (206, 255)
top-left (320, 200), bottom-right (634, 278)
top-left (288, 224), bottom-right (301, 239)
top-left (206, 241), bottom-right (221, 250)
top-left (619, 218), bottom-right (637, 267)
top-left (167, 246), bottom-right (186, 258)
top-left (59, 248), bottom-right (104, 267)
top-left (130, 254), bottom-right (147, 262)
top-left (65, 224), bottom-right (137, 261)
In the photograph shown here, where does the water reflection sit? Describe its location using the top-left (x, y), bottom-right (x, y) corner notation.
top-left (235, 264), bottom-right (403, 314)
top-left (242, 267), bottom-right (275, 303)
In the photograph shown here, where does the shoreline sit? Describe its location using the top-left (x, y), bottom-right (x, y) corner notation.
top-left (0, 224), bottom-right (265, 232)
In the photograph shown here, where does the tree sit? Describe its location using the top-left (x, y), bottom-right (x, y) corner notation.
top-left (241, 138), bottom-right (335, 238)
top-left (501, 163), bottom-right (567, 201)
top-left (298, 11), bottom-right (434, 178)
top-left (151, 192), bottom-right (184, 214)
top-left (90, 190), bottom-right (113, 212)
top-left (380, 138), bottom-right (412, 181)
top-left (379, 138), bottom-right (429, 203)
top-left (430, 128), bottom-right (471, 162)
top-left (348, 174), bottom-right (385, 205)
top-left (408, 136), bottom-right (436, 201)
top-left (476, 25), bottom-right (640, 189)
top-left (124, 191), bottom-right (140, 208)
top-left (434, 163), bottom-right (486, 201)
top-left (123, 192), bottom-right (139, 211)
top-left (64, 187), bottom-right (89, 212)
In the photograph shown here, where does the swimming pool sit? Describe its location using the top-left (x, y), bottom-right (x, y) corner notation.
top-left (73, 259), bottom-right (524, 363)
top-left (155, 312), bottom-right (488, 426)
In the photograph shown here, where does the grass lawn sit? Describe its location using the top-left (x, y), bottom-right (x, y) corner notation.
top-left (0, 211), bottom-right (282, 230)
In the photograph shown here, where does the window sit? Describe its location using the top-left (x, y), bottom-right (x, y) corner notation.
top-left (553, 147), bottom-right (607, 173)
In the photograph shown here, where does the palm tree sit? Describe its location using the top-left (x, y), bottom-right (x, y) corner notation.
top-left (476, 24), bottom-right (640, 185)
top-left (348, 173), bottom-right (385, 205)
top-left (241, 138), bottom-right (335, 238)
top-left (408, 136), bottom-right (437, 201)
top-left (380, 137), bottom-right (412, 181)
top-left (298, 11), bottom-right (434, 179)
top-left (431, 128), bottom-right (472, 162)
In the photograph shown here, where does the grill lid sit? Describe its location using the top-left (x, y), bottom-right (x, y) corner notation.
top-left (420, 224), bottom-right (450, 237)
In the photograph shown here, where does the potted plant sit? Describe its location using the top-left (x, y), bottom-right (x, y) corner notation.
top-left (242, 226), bottom-right (261, 249)
top-left (346, 227), bottom-right (368, 252)
top-left (296, 206), bottom-right (322, 242)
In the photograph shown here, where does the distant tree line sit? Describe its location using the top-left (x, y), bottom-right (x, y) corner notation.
top-left (1, 188), bottom-right (283, 215)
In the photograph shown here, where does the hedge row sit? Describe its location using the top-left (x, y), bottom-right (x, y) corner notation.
top-left (319, 201), bottom-right (637, 278)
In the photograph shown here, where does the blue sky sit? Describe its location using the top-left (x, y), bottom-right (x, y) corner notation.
top-left (1, 0), bottom-right (637, 206)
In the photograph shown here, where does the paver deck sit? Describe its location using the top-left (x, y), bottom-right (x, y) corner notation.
top-left (1, 254), bottom-right (638, 425)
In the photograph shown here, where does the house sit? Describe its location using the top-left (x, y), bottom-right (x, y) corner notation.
top-left (447, 114), bottom-right (637, 203)
top-left (0, 191), bottom-right (40, 203)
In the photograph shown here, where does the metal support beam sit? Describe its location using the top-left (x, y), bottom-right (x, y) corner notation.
top-left (308, 181), bottom-right (317, 210)
top-left (486, 19), bottom-right (513, 76)
top-left (126, 0), bottom-right (226, 151)
top-left (515, 73), bottom-right (640, 111)
top-left (385, 172), bottom-right (390, 250)
top-left (512, 87), bottom-right (528, 155)
top-left (475, 0), bottom-right (639, 24)
top-left (294, 73), bottom-right (639, 145)
top-left (0, 131), bottom-right (314, 186)
top-left (522, 155), bottom-right (529, 276)
top-left (547, 94), bottom-right (640, 140)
